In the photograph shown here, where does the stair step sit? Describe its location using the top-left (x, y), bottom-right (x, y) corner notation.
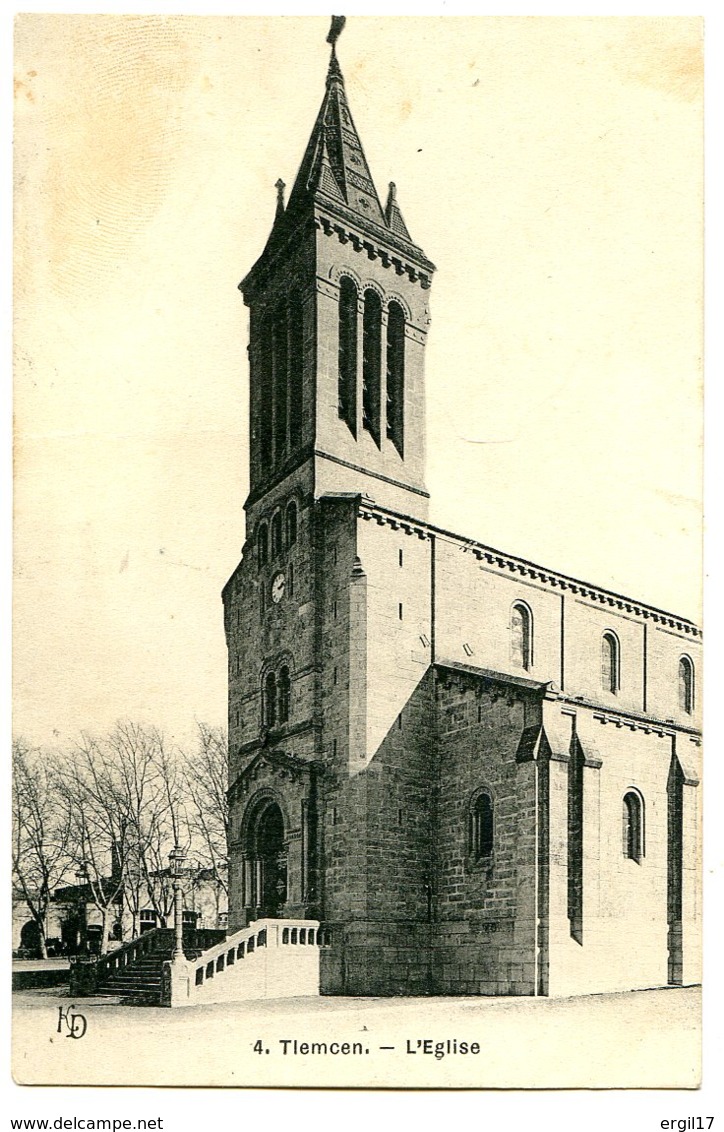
top-left (96, 988), bottom-right (161, 1003)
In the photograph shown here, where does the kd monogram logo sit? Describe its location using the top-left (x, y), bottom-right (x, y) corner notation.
top-left (57, 1004), bottom-right (87, 1039)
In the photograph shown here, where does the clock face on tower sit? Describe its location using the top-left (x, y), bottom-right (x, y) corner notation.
top-left (271, 572), bottom-right (286, 604)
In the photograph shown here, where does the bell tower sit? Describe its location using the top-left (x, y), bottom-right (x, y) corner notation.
top-left (225, 19), bottom-right (435, 933)
top-left (240, 22), bottom-right (435, 527)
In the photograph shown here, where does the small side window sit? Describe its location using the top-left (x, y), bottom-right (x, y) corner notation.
top-left (257, 522), bottom-right (268, 568)
top-left (469, 790), bottom-right (494, 860)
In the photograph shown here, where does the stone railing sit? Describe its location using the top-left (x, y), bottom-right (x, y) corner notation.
top-left (70, 926), bottom-right (227, 996)
top-left (162, 918), bottom-right (329, 1007)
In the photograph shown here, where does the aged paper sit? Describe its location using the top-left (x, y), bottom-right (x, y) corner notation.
top-left (11, 12), bottom-right (707, 1101)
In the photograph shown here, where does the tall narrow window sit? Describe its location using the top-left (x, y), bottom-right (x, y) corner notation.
top-left (271, 511), bottom-right (283, 558)
top-left (511, 603), bottom-right (532, 670)
top-left (259, 318), bottom-right (273, 471)
top-left (469, 791), bottom-right (494, 859)
top-left (623, 790), bottom-right (644, 862)
top-left (386, 301), bottom-right (405, 456)
top-left (278, 665), bottom-right (291, 724)
top-left (286, 500), bottom-right (298, 548)
top-left (568, 740), bottom-right (584, 944)
top-left (362, 289), bottom-right (382, 446)
top-left (289, 294), bottom-right (303, 449)
top-left (602, 632), bottom-right (619, 693)
top-left (273, 303), bottom-right (288, 463)
top-left (257, 522), bottom-right (268, 568)
top-left (264, 671), bottom-right (277, 728)
top-left (667, 755), bottom-right (684, 984)
top-left (338, 277), bottom-right (357, 435)
top-left (678, 656), bottom-right (694, 714)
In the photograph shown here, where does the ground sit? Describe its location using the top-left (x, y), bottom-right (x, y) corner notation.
top-left (12, 983), bottom-right (700, 1089)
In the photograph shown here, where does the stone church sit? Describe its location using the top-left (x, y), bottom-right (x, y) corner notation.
top-left (222, 25), bottom-right (702, 998)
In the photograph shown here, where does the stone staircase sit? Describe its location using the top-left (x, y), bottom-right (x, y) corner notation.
top-left (71, 921), bottom-right (329, 1006)
top-left (70, 927), bottom-right (226, 1006)
top-left (97, 950), bottom-right (170, 1004)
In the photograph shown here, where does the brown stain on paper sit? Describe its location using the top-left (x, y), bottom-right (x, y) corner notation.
top-left (17, 16), bottom-right (200, 300)
top-left (612, 22), bottom-right (703, 103)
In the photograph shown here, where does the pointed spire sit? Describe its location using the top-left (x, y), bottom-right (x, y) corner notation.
top-left (269, 16), bottom-right (430, 266)
top-left (384, 182), bottom-right (412, 241)
top-left (286, 19), bottom-right (386, 227)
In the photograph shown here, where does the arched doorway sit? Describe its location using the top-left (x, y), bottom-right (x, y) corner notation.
top-left (20, 919), bottom-right (41, 957)
top-left (247, 799), bottom-right (287, 918)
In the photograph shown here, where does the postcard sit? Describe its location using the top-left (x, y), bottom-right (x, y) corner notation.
top-left (12, 14), bottom-right (703, 1092)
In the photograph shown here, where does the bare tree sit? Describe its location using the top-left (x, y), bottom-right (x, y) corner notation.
top-left (12, 739), bottom-right (73, 957)
top-left (183, 723), bottom-right (229, 919)
top-left (58, 734), bottom-right (131, 955)
top-left (131, 727), bottom-right (191, 928)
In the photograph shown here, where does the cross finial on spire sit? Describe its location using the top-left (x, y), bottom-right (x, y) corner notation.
top-left (275, 178), bottom-right (286, 218)
top-left (326, 15), bottom-right (346, 48)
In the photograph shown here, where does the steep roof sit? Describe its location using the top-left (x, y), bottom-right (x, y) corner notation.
top-left (286, 46), bottom-right (389, 228)
top-left (240, 37), bottom-right (434, 299)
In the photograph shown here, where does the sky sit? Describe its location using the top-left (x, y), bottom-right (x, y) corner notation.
top-left (12, 15), bottom-right (703, 752)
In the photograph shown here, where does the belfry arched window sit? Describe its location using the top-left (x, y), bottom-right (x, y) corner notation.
top-left (386, 301), bottom-right (405, 456)
top-left (257, 522), bottom-right (268, 568)
top-left (273, 302), bottom-right (289, 461)
top-left (362, 289), bottom-right (382, 446)
top-left (678, 656), bottom-right (694, 714)
top-left (259, 317), bottom-right (273, 470)
top-left (469, 790), bottom-right (494, 860)
top-left (511, 603), bottom-right (533, 670)
top-left (288, 293), bottom-right (303, 449)
top-left (338, 277), bottom-right (357, 435)
top-left (286, 500), bottom-right (298, 549)
top-left (623, 790), bottom-right (644, 862)
top-left (602, 632), bottom-right (620, 694)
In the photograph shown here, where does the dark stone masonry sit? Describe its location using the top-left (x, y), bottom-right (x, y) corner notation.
top-left (222, 29), bottom-right (701, 997)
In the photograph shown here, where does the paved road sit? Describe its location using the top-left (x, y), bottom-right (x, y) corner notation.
top-left (12, 984), bottom-right (701, 1088)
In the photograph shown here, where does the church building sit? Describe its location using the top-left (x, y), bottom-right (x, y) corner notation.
top-left (222, 23), bottom-right (702, 997)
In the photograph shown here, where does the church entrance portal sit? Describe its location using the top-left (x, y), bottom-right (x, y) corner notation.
top-left (248, 800), bottom-right (287, 918)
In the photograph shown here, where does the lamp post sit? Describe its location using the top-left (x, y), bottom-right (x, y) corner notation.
top-left (75, 865), bottom-right (88, 954)
top-left (169, 846), bottom-right (187, 961)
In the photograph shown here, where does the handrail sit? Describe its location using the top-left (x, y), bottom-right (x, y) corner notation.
top-left (73, 926), bottom-right (228, 982)
top-left (191, 918), bottom-right (329, 992)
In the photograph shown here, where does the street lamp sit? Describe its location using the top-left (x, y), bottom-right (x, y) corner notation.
top-left (169, 846), bottom-right (187, 961)
top-left (75, 864), bottom-right (88, 954)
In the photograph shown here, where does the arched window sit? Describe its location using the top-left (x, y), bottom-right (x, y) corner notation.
top-left (623, 790), bottom-right (644, 862)
top-left (338, 277), bottom-right (357, 435)
top-left (264, 671), bottom-right (277, 729)
top-left (259, 317), bottom-right (273, 471)
top-left (288, 293), bottom-right (303, 449)
top-left (386, 301), bottom-right (405, 456)
top-left (469, 791), bottom-right (494, 860)
top-left (286, 500), bottom-right (298, 548)
top-left (678, 656), bottom-right (694, 714)
top-left (511, 603), bottom-right (532, 670)
top-left (257, 522), bottom-right (268, 568)
top-left (278, 665), bottom-right (291, 725)
top-left (602, 632), bottom-right (620, 693)
top-left (271, 511), bottom-right (283, 558)
top-left (273, 302), bottom-right (288, 462)
top-left (362, 289), bottom-right (382, 446)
